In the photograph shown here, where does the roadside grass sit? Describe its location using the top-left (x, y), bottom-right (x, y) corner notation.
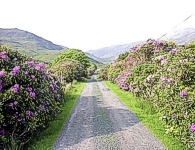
top-left (103, 80), bottom-right (189, 150)
top-left (26, 80), bottom-right (86, 150)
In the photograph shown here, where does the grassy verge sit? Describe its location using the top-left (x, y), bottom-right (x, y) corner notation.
top-left (103, 80), bottom-right (188, 150)
top-left (27, 80), bottom-right (86, 150)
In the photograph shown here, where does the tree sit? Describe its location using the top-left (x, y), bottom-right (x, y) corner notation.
top-left (54, 49), bottom-right (90, 69)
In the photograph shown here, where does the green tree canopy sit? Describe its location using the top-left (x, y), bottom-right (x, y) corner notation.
top-left (53, 49), bottom-right (90, 69)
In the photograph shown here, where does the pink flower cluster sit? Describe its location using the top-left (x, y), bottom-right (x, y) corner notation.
top-left (0, 51), bottom-right (8, 60)
top-left (160, 76), bottom-right (174, 82)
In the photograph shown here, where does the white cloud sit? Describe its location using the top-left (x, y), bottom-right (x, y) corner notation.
top-left (1, 0), bottom-right (195, 51)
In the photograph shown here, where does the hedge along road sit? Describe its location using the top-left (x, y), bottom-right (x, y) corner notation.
top-left (52, 75), bottom-right (166, 150)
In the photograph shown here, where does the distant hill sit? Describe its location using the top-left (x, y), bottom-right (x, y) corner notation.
top-left (0, 28), bottom-right (103, 66)
top-left (161, 28), bottom-right (195, 44)
top-left (85, 52), bottom-right (108, 63)
top-left (0, 28), bottom-right (65, 51)
top-left (86, 41), bottom-right (143, 62)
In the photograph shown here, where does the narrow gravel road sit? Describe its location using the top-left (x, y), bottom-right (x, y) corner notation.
top-left (52, 76), bottom-right (166, 150)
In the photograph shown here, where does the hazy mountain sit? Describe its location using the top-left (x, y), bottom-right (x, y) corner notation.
top-left (161, 28), bottom-right (195, 44)
top-left (86, 41), bottom-right (143, 62)
top-left (0, 28), bottom-right (65, 51)
top-left (85, 52), bottom-right (108, 63)
top-left (0, 28), bottom-right (103, 66)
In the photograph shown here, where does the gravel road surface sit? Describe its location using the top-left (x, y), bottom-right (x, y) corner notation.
top-left (52, 76), bottom-right (166, 150)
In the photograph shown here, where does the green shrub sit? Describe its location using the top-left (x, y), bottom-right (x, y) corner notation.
top-left (0, 45), bottom-right (64, 149)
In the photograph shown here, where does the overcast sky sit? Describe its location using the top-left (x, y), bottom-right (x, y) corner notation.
top-left (1, 0), bottom-right (195, 51)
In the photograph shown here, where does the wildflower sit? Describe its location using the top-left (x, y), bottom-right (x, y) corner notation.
top-left (13, 58), bottom-right (17, 61)
top-left (190, 123), bottom-right (195, 132)
top-left (180, 90), bottom-right (187, 96)
top-left (0, 71), bottom-right (5, 76)
top-left (31, 75), bottom-right (35, 78)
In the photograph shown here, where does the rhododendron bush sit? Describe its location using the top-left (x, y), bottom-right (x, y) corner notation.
top-left (51, 58), bottom-right (86, 85)
top-left (0, 45), bottom-right (64, 149)
top-left (98, 39), bottom-right (195, 149)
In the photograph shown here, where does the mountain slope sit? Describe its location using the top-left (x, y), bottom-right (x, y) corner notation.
top-left (0, 28), bottom-right (103, 66)
top-left (0, 28), bottom-right (65, 51)
top-left (86, 41), bottom-right (143, 62)
top-left (161, 28), bottom-right (195, 44)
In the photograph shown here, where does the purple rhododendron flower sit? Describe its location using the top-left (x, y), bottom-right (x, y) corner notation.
top-left (35, 65), bottom-right (40, 70)
top-left (38, 62), bottom-right (45, 67)
top-left (24, 71), bottom-right (28, 74)
top-left (172, 113), bottom-right (178, 118)
top-left (13, 58), bottom-right (17, 61)
top-left (180, 90), bottom-right (187, 96)
top-left (0, 51), bottom-right (6, 55)
top-left (0, 129), bottom-right (5, 135)
top-left (146, 75), bottom-right (153, 82)
top-left (0, 71), bottom-right (4, 76)
top-left (134, 88), bottom-right (140, 92)
top-left (9, 103), bottom-right (14, 107)
top-left (10, 71), bottom-right (16, 76)
top-left (14, 112), bottom-right (19, 118)
top-left (188, 98), bottom-right (192, 104)
top-left (26, 87), bottom-right (32, 92)
top-left (24, 61), bottom-right (34, 65)
top-left (190, 123), bottom-right (195, 132)
top-left (10, 84), bottom-right (19, 92)
top-left (160, 76), bottom-right (167, 81)
top-left (26, 110), bottom-right (31, 116)
top-left (13, 66), bottom-right (20, 72)
top-left (41, 104), bottom-right (45, 111)
top-left (167, 78), bottom-right (174, 82)
top-left (31, 75), bottom-right (35, 79)
top-left (1, 55), bottom-right (8, 60)
top-left (30, 112), bottom-right (35, 117)
top-left (10, 66), bottom-right (20, 76)
top-left (29, 92), bottom-right (35, 98)
top-left (50, 84), bottom-right (55, 92)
